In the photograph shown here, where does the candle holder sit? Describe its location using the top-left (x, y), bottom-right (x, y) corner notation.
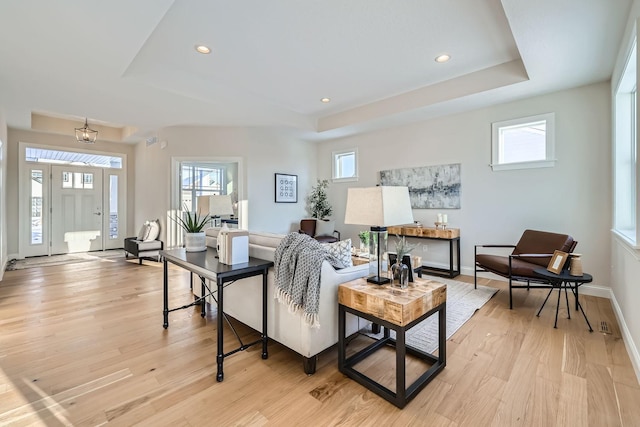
top-left (434, 221), bottom-right (441, 229)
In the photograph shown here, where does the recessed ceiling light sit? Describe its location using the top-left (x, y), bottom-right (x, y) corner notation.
top-left (195, 45), bottom-right (211, 54)
top-left (321, 98), bottom-right (331, 103)
top-left (435, 54), bottom-right (451, 63)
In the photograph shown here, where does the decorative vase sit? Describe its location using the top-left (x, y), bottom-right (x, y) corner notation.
top-left (184, 231), bottom-right (206, 252)
top-left (391, 259), bottom-right (409, 289)
top-left (569, 254), bottom-right (583, 276)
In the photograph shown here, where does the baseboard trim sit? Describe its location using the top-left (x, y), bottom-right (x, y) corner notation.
top-left (608, 288), bottom-right (640, 384)
top-left (578, 284), bottom-right (612, 299)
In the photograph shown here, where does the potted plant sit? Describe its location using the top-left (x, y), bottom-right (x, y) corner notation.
top-left (172, 204), bottom-right (210, 252)
top-left (358, 230), bottom-right (370, 253)
top-left (307, 179), bottom-right (333, 219)
top-left (391, 235), bottom-right (417, 288)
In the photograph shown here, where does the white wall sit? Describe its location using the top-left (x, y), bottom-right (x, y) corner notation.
top-left (134, 126), bottom-right (316, 237)
top-left (610, 0), bottom-right (640, 381)
top-left (0, 110), bottom-right (7, 276)
top-left (317, 82), bottom-right (612, 288)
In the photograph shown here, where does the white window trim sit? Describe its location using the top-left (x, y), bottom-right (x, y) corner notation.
top-left (490, 113), bottom-right (556, 171)
top-left (613, 34), bottom-right (638, 248)
top-left (332, 148), bottom-right (359, 182)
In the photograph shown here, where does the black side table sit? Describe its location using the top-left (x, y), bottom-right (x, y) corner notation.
top-left (533, 268), bottom-right (593, 331)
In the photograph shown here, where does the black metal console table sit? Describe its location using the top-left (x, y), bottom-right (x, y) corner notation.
top-left (161, 247), bottom-right (274, 381)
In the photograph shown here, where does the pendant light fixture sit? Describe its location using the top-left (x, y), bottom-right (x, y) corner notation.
top-left (75, 118), bottom-right (98, 144)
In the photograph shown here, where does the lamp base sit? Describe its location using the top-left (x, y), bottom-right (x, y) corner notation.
top-left (367, 275), bottom-right (390, 285)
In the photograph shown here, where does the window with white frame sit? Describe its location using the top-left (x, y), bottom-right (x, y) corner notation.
top-left (180, 163), bottom-right (226, 212)
top-left (491, 113), bottom-right (556, 171)
top-left (614, 37), bottom-right (637, 245)
top-left (332, 148), bottom-right (358, 182)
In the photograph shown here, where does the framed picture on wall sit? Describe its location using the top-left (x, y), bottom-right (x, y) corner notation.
top-left (275, 173), bottom-right (297, 203)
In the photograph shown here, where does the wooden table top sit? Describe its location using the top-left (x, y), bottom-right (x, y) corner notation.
top-left (338, 277), bottom-right (447, 327)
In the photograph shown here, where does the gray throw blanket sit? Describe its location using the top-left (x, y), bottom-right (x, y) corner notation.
top-left (274, 233), bottom-right (344, 328)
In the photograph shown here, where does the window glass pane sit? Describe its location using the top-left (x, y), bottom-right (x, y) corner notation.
top-left (62, 171), bottom-right (72, 188)
top-left (180, 163), bottom-right (225, 211)
top-left (336, 152), bottom-right (356, 178)
top-left (83, 173), bottom-right (93, 189)
top-left (31, 170), bottom-right (43, 244)
top-left (73, 172), bottom-right (83, 189)
top-left (109, 175), bottom-right (118, 239)
top-left (25, 147), bottom-right (122, 169)
top-left (499, 121), bottom-right (546, 164)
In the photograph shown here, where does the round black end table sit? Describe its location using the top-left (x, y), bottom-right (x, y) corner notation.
top-left (533, 268), bottom-right (593, 332)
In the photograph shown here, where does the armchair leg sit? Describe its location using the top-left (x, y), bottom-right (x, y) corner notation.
top-left (474, 246), bottom-right (478, 289)
top-left (509, 277), bottom-right (513, 309)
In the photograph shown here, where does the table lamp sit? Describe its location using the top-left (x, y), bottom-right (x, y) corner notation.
top-left (344, 186), bottom-right (414, 284)
top-left (198, 194), bottom-right (235, 227)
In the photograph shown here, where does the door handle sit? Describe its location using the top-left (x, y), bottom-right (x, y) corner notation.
top-left (94, 212), bottom-right (102, 216)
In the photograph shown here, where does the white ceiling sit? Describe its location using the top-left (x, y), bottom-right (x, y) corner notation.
top-left (0, 0), bottom-right (632, 143)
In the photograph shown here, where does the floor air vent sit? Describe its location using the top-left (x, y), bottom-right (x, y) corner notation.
top-left (599, 321), bottom-right (611, 335)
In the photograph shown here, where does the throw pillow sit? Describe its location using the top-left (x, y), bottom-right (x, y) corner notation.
top-left (323, 238), bottom-right (353, 268)
top-left (315, 219), bottom-right (335, 237)
top-left (144, 219), bottom-right (160, 242)
top-left (137, 223), bottom-right (149, 241)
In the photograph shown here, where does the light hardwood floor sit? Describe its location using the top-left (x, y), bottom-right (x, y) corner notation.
top-left (0, 257), bottom-right (639, 426)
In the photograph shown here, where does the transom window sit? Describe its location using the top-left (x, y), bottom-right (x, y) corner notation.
top-left (25, 147), bottom-right (122, 169)
top-left (491, 113), bottom-right (556, 171)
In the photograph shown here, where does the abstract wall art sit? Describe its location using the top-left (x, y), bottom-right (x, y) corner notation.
top-left (380, 163), bottom-right (461, 209)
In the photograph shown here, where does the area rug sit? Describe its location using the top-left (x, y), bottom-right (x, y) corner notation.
top-left (5, 249), bottom-right (124, 271)
top-left (363, 277), bottom-right (498, 353)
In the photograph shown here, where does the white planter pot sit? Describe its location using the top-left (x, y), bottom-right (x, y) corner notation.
top-left (184, 232), bottom-right (206, 252)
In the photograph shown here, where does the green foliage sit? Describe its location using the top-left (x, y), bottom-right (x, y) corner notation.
top-left (172, 204), bottom-right (211, 233)
top-left (307, 179), bottom-right (333, 219)
top-left (394, 235), bottom-right (417, 259)
top-left (358, 231), bottom-right (370, 246)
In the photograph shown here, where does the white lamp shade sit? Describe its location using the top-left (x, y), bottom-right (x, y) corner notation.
top-left (344, 186), bottom-right (414, 227)
top-left (197, 194), bottom-right (234, 217)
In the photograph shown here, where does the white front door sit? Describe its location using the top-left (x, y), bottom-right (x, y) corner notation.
top-left (50, 165), bottom-right (103, 254)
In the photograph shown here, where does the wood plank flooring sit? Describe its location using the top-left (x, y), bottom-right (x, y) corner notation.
top-left (0, 258), bottom-right (638, 426)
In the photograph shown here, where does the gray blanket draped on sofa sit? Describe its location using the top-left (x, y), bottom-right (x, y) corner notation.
top-left (274, 233), bottom-right (343, 328)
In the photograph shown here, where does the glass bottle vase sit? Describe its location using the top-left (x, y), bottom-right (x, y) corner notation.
top-left (391, 260), bottom-right (409, 289)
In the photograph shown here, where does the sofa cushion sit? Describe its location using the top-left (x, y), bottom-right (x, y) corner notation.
top-left (322, 238), bottom-right (353, 268)
top-left (137, 224), bottom-right (149, 240)
top-left (512, 229), bottom-right (574, 266)
top-left (475, 254), bottom-right (542, 277)
top-left (144, 219), bottom-right (160, 242)
top-left (315, 219), bottom-right (335, 237)
top-left (249, 231), bottom-right (285, 248)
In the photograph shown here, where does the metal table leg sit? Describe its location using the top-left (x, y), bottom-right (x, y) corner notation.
top-left (216, 276), bottom-right (224, 382)
top-left (163, 258), bottom-right (169, 329)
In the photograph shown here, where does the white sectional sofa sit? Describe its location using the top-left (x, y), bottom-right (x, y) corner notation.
top-left (195, 227), bottom-right (369, 374)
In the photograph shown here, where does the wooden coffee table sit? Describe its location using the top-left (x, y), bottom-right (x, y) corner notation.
top-left (338, 277), bottom-right (447, 408)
